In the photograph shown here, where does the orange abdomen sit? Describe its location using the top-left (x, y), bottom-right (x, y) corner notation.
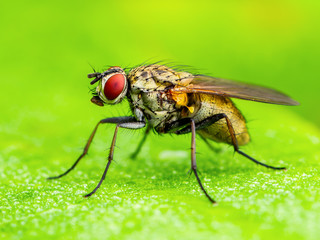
top-left (195, 94), bottom-right (250, 146)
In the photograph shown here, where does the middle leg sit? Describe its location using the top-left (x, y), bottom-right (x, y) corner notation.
top-left (161, 118), bottom-right (217, 203)
top-left (190, 119), bottom-right (217, 204)
top-left (130, 125), bottom-right (151, 159)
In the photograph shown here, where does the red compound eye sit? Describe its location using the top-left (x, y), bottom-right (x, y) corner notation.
top-left (103, 74), bottom-right (126, 100)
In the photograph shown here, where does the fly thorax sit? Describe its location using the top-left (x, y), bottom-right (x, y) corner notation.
top-left (127, 64), bottom-right (195, 131)
top-left (128, 64), bottom-right (193, 93)
top-left (135, 90), bottom-right (182, 130)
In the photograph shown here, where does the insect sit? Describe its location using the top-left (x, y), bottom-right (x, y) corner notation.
top-left (48, 64), bottom-right (299, 204)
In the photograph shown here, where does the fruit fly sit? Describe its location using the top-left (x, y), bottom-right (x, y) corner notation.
top-left (48, 64), bottom-right (299, 204)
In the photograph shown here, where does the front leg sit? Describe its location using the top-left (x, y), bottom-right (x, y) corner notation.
top-left (48, 116), bottom-right (138, 180)
top-left (84, 120), bottom-right (146, 197)
top-left (47, 116), bottom-right (146, 197)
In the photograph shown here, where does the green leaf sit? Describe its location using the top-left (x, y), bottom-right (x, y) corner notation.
top-left (1, 101), bottom-right (319, 240)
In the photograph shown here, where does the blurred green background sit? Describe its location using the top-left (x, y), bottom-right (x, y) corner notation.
top-left (1, 0), bottom-right (320, 239)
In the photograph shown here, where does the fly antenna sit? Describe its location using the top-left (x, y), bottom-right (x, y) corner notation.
top-left (87, 63), bottom-right (102, 85)
top-left (88, 72), bottom-right (102, 85)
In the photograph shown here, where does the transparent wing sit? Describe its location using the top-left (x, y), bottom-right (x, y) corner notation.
top-left (172, 75), bottom-right (299, 106)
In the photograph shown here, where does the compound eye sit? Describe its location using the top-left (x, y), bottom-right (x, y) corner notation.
top-left (103, 74), bottom-right (126, 100)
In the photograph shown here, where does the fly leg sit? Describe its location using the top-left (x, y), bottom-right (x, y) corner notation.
top-left (190, 120), bottom-right (217, 204)
top-left (47, 116), bottom-right (142, 180)
top-left (162, 118), bottom-right (216, 203)
top-left (130, 125), bottom-right (151, 159)
top-left (177, 113), bottom-right (286, 170)
top-left (84, 120), bottom-right (146, 197)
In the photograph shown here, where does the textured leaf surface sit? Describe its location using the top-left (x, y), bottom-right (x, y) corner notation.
top-left (1, 100), bottom-right (320, 240)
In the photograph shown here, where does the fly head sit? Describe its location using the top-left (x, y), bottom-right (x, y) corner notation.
top-left (88, 66), bottom-right (128, 105)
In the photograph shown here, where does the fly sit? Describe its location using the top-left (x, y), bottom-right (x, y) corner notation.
top-left (48, 64), bottom-right (299, 204)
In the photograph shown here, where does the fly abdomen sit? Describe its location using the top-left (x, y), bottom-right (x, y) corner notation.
top-left (195, 94), bottom-right (250, 146)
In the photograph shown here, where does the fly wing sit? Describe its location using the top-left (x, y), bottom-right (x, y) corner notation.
top-left (173, 75), bottom-right (299, 106)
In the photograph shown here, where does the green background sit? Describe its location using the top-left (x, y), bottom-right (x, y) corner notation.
top-left (1, 0), bottom-right (320, 239)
